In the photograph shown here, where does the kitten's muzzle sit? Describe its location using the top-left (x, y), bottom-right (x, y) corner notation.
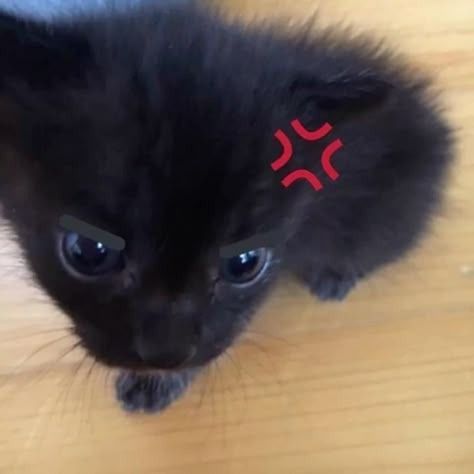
top-left (133, 310), bottom-right (202, 370)
top-left (134, 340), bottom-right (197, 370)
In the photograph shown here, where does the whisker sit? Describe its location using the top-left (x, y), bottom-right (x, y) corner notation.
top-left (28, 341), bottom-right (83, 391)
top-left (209, 360), bottom-right (219, 422)
top-left (238, 338), bottom-right (285, 391)
top-left (0, 340), bottom-right (82, 404)
top-left (104, 367), bottom-right (115, 396)
top-left (197, 364), bottom-right (212, 411)
top-left (74, 355), bottom-right (92, 434)
top-left (244, 329), bottom-right (297, 348)
top-left (223, 350), bottom-right (244, 388)
top-left (55, 341), bottom-right (83, 364)
top-left (52, 356), bottom-right (82, 425)
top-left (16, 333), bottom-right (76, 369)
top-left (56, 351), bottom-right (88, 426)
top-left (0, 334), bottom-right (75, 391)
top-left (0, 327), bottom-right (71, 344)
top-left (225, 349), bottom-right (253, 386)
top-left (83, 358), bottom-right (98, 432)
top-left (223, 350), bottom-right (250, 415)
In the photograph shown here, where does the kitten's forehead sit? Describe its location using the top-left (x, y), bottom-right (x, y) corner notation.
top-left (5, 9), bottom-right (287, 263)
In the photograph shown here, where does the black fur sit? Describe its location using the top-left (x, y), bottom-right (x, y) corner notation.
top-left (0, 2), bottom-right (453, 412)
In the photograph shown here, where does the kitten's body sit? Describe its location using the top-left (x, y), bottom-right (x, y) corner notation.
top-left (0, 2), bottom-right (453, 412)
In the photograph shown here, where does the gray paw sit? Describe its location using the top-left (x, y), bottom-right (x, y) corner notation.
top-left (309, 268), bottom-right (359, 301)
top-left (115, 369), bottom-right (196, 413)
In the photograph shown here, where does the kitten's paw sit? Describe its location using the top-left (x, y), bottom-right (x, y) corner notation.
top-left (308, 268), bottom-right (359, 301)
top-left (115, 370), bottom-right (196, 413)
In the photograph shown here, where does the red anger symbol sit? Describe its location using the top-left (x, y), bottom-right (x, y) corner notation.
top-left (271, 119), bottom-right (344, 192)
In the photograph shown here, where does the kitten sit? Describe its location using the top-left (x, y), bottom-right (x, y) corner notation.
top-left (0, 2), bottom-right (453, 412)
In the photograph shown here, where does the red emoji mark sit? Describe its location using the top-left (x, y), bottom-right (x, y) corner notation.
top-left (291, 120), bottom-right (332, 141)
top-left (321, 138), bottom-right (344, 181)
top-left (271, 119), bottom-right (344, 192)
top-left (281, 169), bottom-right (323, 191)
top-left (271, 130), bottom-right (293, 171)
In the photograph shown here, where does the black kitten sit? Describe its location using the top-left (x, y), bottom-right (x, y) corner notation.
top-left (0, 2), bottom-right (453, 413)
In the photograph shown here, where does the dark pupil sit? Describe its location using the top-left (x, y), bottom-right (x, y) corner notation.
top-left (67, 234), bottom-right (108, 268)
top-left (229, 250), bottom-right (260, 278)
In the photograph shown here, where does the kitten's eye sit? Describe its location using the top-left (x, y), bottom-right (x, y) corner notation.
top-left (60, 232), bottom-right (123, 277)
top-left (220, 248), bottom-right (271, 285)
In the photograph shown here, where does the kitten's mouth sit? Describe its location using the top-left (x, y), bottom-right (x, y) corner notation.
top-left (131, 368), bottom-right (176, 376)
top-left (78, 328), bottom-right (228, 373)
top-left (117, 351), bottom-right (204, 374)
top-left (117, 360), bottom-right (198, 374)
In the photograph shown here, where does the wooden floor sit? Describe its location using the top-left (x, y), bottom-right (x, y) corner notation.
top-left (1, 1), bottom-right (473, 473)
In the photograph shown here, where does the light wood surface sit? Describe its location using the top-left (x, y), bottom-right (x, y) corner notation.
top-left (1, 1), bottom-right (473, 473)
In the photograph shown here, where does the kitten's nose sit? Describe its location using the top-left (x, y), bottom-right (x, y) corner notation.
top-left (135, 311), bottom-right (201, 369)
top-left (135, 340), bottom-right (196, 369)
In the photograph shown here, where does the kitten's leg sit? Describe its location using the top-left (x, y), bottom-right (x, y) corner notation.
top-left (115, 369), bottom-right (197, 413)
top-left (298, 265), bottom-right (363, 301)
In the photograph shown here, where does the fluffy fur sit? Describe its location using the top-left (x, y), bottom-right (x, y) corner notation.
top-left (0, 0), bottom-right (147, 20)
top-left (0, 1), bottom-right (453, 412)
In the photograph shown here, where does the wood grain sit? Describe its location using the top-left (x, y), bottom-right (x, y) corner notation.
top-left (1, 1), bottom-right (473, 473)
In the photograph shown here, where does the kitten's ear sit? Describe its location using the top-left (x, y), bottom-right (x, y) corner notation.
top-left (0, 12), bottom-right (91, 89)
top-left (289, 72), bottom-right (393, 122)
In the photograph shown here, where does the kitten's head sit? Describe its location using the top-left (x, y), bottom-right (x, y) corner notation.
top-left (0, 5), bottom-right (391, 370)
